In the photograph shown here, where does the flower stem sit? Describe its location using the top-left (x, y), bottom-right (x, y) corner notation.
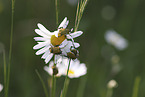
top-left (6, 0), bottom-right (15, 97)
top-left (132, 76), bottom-right (141, 97)
top-left (36, 70), bottom-right (49, 97)
top-left (52, 75), bottom-right (56, 97)
top-left (55, 0), bottom-right (59, 26)
top-left (106, 88), bottom-right (113, 97)
top-left (60, 59), bottom-right (71, 97)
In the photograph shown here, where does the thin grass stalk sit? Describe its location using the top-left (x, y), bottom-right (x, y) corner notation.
top-left (3, 50), bottom-right (7, 97)
top-left (132, 76), bottom-right (141, 97)
top-left (60, 59), bottom-right (71, 97)
top-left (74, 2), bottom-right (80, 32)
top-left (74, 0), bottom-right (88, 32)
top-left (55, 0), bottom-right (59, 26)
top-left (36, 70), bottom-right (49, 97)
top-left (6, 0), bottom-right (15, 97)
top-left (76, 76), bottom-right (87, 97)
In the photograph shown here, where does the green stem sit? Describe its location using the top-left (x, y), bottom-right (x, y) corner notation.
top-left (52, 75), bottom-right (56, 97)
top-left (6, 0), bottom-right (15, 97)
top-left (63, 79), bottom-right (70, 97)
top-left (55, 0), bottom-right (59, 26)
top-left (106, 88), bottom-right (113, 97)
top-left (3, 50), bottom-right (7, 97)
top-left (132, 76), bottom-right (141, 97)
top-left (60, 59), bottom-right (71, 97)
top-left (36, 70), bottom-right (49, 97)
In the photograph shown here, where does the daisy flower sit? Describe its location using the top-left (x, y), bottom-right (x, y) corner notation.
top-left (33, 17), bottom-right (83, 64)
top-left (105, 30), bottom-right (128, 50)
top-left (44, 60), bottom-right (66, 77)
top-left (0, 83), bottom-right (3, 92)
top-left (44, 57), bottom-right (87, 78)
top-left (62, 58), bottom-right (87, 78)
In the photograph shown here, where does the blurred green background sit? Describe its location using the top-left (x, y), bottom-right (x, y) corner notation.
top-left (0, 0), bottom-right (145, 97)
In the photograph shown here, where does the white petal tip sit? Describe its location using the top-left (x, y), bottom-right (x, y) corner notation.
top-left (37, 23), bottom-right (42, 27)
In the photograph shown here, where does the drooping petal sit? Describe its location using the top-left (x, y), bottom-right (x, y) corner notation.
top-left (45, 53), bottom-right (53, 64)
top-left (67, 31), bottom-right (83, 39)
top-left (36, 46), bottom-right (50, 55)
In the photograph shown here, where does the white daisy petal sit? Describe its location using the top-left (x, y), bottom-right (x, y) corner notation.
top-left (33, 42), bottom-right (49, 50)
top-left (55, 31), bottom-right (59, 37)
top-left (44, 65), bottom-right (53, 76)
top-left (45, 53), bottom-right (53, 64)
top-left (35, 29), bottom-right (51, 38)
top-left (58, 17), bottom-right (68, 28)
top-left (37, 23), bottom-right (53, 35)
top-left (59, 39), bottom-right (68, 48)
top-left (63, 20), bottom-right (69, 29)
top-left (36, 46), bottom-right (50, 55)
top-left (54, 55), bottom-right (61, 64)
top-left (68, 31), bottom-right (83, 38)
top-left (41, 50), bottom-right (50, 59)
top-left (74, 42), bottom-right (80, 48)
top-left (34, 37), bottom-right (48, 41)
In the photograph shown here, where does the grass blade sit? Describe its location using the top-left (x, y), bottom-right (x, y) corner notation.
top-left (76, 76), bottom-right (87, 97)
top-left (3, 50), bottom-right (7, 97)
top-left (6, 0), bottom-right (15, 97)
top-left (132, 76), bottom-right (141, 97)
top-left (36, 70), bottom-right (49, 97)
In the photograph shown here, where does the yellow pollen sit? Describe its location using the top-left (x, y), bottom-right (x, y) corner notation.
top-left (50, 35), bottom-right (66, 46)
top-left (68, 70), bottom-right (74, 75)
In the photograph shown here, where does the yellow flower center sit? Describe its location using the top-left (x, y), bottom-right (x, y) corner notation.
top-left (50, 35), bottom-right (66, 46)
top-left (68, 70), bottom-right (74, 75)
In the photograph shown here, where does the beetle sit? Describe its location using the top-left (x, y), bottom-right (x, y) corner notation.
top-left (49, 46), bottom-right (62, 54)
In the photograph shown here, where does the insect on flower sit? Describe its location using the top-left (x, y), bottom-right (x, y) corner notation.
top-left (58, 28), bottom-right (70, 37)
top-left (49, 46), bottom-right (62, 54)
top-left (52, 65), bottom-right (59, 75)
top-left (67, 48), bottom-right (79, 59)
top-left (33, 17), bottom-right (83, 63)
